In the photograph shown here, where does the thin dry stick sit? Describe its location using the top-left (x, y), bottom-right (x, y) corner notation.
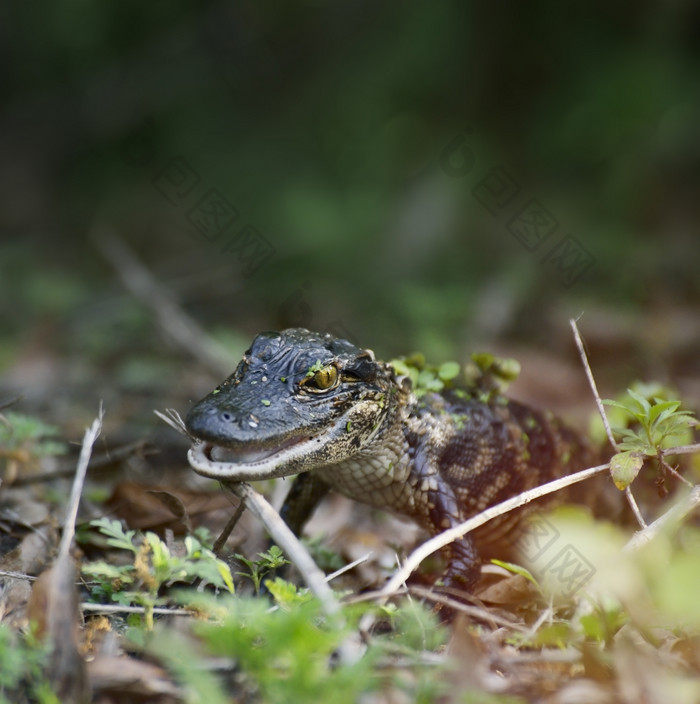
top-left (212, 502), bottom-right (246, 556)
top-left (381, 462), bottom-right (609, 596)
top-left (325, 552), bottom-right (373, 583)
top-left (662, 443), bottom-right (700, 456)
top-left (223, 482), bottom-right (364, 665)
top-left (92, 224), bottom-right (235, 378)
top-left (406, 585), bottom-right (526, 631)
top-left (59, 409), bottom-right (103, 560)
top-left (0, 570), bottom-right (37, 582)
top-left (624, 484), bottom-right (700, 552)
top-left (224, 481), bottom-right (342, 616)
top-left (13, 439), bottom-right (146, 486)
top-left (569, 316), bottom-right (647, 528)
top-left (80, 603), bottom-right (192, 617)
top-left (569, 317), bottom-right (616, 447)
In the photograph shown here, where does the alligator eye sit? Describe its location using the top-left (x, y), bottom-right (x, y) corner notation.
top-left (302, 364), bottom-right (339, 392)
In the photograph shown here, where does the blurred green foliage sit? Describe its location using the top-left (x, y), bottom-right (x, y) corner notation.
top-left (1, 1), bottom-right (699, 365)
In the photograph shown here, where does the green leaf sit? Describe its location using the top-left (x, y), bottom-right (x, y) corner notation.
top-left (609, 451), bottom-right (645, 490)
top-left (470, 352), bottom-right (495, 370)
top-left (647, 400), bottom-right (680, 424)
top-left (437, 361), bottom-right (460, 381)
top-left (602, 399), bottom-right (635, 412)
top-left (490, 559), bottom-right (541, 589)
top-left (90, 517), bottom-right (138, 553)
top-left (215, 561), bottom-right (235, 594)
top-left (492, 356), bottom-right (521, 382)
top-left (626, 388), bottom-right (652, 415)
top-left (265, 577), bottom-right (312, 609)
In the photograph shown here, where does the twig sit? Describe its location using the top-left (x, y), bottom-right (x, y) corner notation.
top-left (223, 482), bottom-right (365, 664)
top-left (570, 316), bottom-right (647, 528)
top-left (325, 552), bottom-right (373, 583)
top-left (13, 440), bottom-right (148, 487)
top-left (212, 501), bottom-right (246, 556)
top-left (569, 316), bottom-right (616, 449)
top-left (0, 396), bottom-right (22, 412)
top-left (223, 482), bottom-right (340, 616)
top-left (223, 481), bottom-right (341, 617)
top-left (29, 409), bottom-right (102, 704)
top-left (91, 224), bottom-right (235, 378)
top-left (0, 570), bottom-right (37, 582)
top-left (661, 443), bottom-right (700, 457)
top-left (406, 586), bottom-right (526, 631)
top-left (157, 405), bottom-right (345, 613)
top-left (59, 409), bottom-right (103, 560)
top-left (624, 484), bottom-right (700, 552)
top-left (351, 584), bottom-right (525, 634)
top-left (80, 603), bottom-right (193, 617)
top-left (656, 450), bottom-right (693, 488)
top-left (381, 462), bottom-right (609, 596)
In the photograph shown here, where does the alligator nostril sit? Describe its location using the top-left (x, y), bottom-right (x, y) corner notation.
top-left (220, 411), bottom-right (234, 423)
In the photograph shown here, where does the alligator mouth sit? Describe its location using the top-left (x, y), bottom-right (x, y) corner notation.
top-left (206, 434), bottom-right (310, 464)
top-left (187, 432), bottom-right (324, 481)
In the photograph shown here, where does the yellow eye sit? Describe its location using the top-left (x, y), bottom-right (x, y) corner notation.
top-left (303, 364), bottom-right (339, 392)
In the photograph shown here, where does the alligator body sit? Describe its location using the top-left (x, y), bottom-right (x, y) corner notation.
top-left (185, 328), bottom-right (597, 592)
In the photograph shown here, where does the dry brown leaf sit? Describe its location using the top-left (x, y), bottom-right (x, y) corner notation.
top-left (475, 572), bottom-right (540, 607)
top-left (105, 481), bottom-right (235, 532)
top-left (27, 556), bottom-right (90, 703)
top-left (0, 523), bottom-right (58, 628)
top-left (88, 654), bottom-right (182, 701)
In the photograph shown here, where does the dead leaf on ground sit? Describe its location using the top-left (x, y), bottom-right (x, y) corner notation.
top-left (476, 572), bottom-right (541, 607)
top-left (27, 556), bottom-right (90, 703)
top-left (105, 481), bottom-right (237, 533)
top-left (88, 654), bottom-right (182, 702)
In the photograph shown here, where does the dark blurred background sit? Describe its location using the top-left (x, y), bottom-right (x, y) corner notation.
top-left (1, 1), bottom-right (699, 433)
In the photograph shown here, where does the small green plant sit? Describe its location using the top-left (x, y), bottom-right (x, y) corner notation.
top-left (184, 592), bottom-right (377, 704)
top-left (390, 352), bottom-right (519, 399)
top-left (183, 591), bottom-right (449, 704)
top-left (264, 576), bottom-right (314, 609)
top-left (0, 623), bottom-right (57, 704)
top-left (0, 411), bottom-right (66, 477)
top-left (82, 518), bottom-right (234, 629)
top-left (302, 534), bottom-right (345, 573)
top-left (602, 384), bottom-right (698, 490)
top-left (234, 545), bottom-right (290, 595)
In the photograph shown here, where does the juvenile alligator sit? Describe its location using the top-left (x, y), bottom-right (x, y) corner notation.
top-left (185, 328), bottom-right (599, 593)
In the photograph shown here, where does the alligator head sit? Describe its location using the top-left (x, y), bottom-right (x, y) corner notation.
top-left (185, 328), bottom-right (399, 480)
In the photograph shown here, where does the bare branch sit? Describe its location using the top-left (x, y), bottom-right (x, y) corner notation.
top-left (381, 462), bottom-right (610, 596)
top-left (92, 224), bottom-right (235, 378)
top-left (624, 485), bottom-right (700, 552)
top-left (222, 481), bottom-right (365, 664)
top-left (570, 316), bottom-right (617, 450)
top-left (59, 409), bottom-right (103, 560)
top-left (661, 442), bottom-right (700, 457)
top-left (570, 317), bottom-right (647, 528)
top-left (80, 603), bottom-right (192, 617)
top-left (223, 481), bottom-right (341, 616)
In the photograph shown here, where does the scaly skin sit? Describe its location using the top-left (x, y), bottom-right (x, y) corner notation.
top-left (185, 328), bottom-right (597, 592)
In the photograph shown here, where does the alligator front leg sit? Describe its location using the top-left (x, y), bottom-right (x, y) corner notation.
top-left (280, 472), bottom-right (331, 536)
top-left (425, 487), bottom-right (483, 597)
top-left (440, 533), bottom-right (482, 594)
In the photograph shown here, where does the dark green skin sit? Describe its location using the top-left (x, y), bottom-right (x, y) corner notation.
top-left (186, 328), bottom-right (597, 593)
